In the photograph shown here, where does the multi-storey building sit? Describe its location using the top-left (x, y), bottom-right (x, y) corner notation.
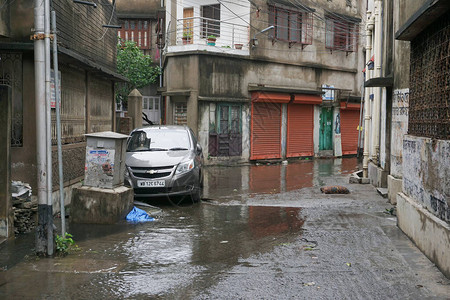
top-left (116, 0), bottom-right (164, 124)
top-left (362, 0), bottom-right (449, 278)
top-left (162, 0), bottom-right (366, 164)
top-left (0, 0), bottom-right (123, 238)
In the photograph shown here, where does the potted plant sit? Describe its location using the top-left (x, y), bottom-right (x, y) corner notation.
top-left (234, 43), bottom-right (243, 50)
top-left (207, 35), bottom-right (216, 46)
top-left (182, 32), bottom-right (192, 45)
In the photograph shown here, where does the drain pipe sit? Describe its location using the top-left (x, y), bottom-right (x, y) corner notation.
top-left (371, 0), bottom-right (382, 165)
top-left (363, 13), bottom-right (374, 178)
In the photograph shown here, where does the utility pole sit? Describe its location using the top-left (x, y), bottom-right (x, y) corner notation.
top-left (34, 0), bottom-right (53, 256)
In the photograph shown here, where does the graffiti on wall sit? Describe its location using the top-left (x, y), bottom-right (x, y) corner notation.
top-left (391, 88), bottom-right (410, 177)
top-left (392, 89), bottom-right (409, 120)
top-left (430, 195), bottom-right (450, 222)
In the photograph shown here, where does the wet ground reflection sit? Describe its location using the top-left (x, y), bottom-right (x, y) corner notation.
top-left (0, 158), bottom-right (360, 299)
top-left (204, 157), bottom-right (359, 201)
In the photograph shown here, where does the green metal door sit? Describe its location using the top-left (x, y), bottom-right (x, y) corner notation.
top-left (319, 107), bottom-right (333, 150)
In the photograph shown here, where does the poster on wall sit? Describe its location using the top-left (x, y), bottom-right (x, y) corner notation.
top-left (85, 147), bottom-right (115, 188)
top-left (50, 69), bottom-right (61, 109)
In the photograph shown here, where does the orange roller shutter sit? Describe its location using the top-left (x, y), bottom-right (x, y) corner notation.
top-left (251, 103), bottom-right (282, 160)
top-left (340, 109), bottom-right (360, 155)
top-left (287, 103), bottom-right (314, 157)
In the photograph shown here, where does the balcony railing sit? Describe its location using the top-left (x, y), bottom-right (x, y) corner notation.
top-left (168, 17), bottom-right (250, 54)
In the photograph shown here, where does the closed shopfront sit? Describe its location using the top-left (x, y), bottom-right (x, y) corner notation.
top-left (340, 102), bottom-right (361, 155)
top-left (250, 92), bottom-right (289, 160)
top-left (287, 94), bottom-right (322, 157)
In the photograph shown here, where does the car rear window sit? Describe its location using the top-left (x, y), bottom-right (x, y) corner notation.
top-left (127, 130), bottom-right (191, 152)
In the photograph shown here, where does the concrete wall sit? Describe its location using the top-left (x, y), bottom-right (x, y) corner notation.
top-left (402, 135), bottom-right (450, 223)
top-left (11, 58), bottom-right (115, 195)
top-left (0, 0), bottom-right (9, 37)
top-left (251, 0), bottom-right (364, 93)
top-left (397, 192), bottom-right (450, 279)
top-left (0, 85), bottom-right (13, 238)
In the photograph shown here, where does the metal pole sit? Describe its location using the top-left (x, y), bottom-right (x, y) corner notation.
top-left (44, 0), bottom-right (54, 256)
top-left (357, 78), bottom-right (365, 157)
top-left (34, 0), bottom-right (49, 255)
top-left (52, 10), bottom-right (65, 236)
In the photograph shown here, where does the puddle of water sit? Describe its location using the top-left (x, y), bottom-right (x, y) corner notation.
top-left (0, 204), bottom-right (305, 299)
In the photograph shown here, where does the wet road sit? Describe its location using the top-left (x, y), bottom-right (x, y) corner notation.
top-left (0, 158), bottom-right (449, 299)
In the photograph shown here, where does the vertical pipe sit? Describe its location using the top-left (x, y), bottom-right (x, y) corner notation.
top-left (357, 79), bottom-right (365, 157)
top-left (363, 19), bottom-right (373, 178)
top-left (52, 11), bottom-right (65, 236)
top-left (371, 0), bottom-right (382, 164)
top-left (44, 0), bottom-right (53, 256)
top-left (34, 0), bottom-right (48, 255)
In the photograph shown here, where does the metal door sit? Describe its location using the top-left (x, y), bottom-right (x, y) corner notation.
top-left (340, 109), bottom-right (360, 155)
top-left (319, 107), bottom-right (333, 150)
top-left (251, 102), bottom-right (282, 160)
top-left (287, 103), bottom-right (314, 157)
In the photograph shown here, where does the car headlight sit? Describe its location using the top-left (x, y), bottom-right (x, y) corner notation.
top-left (175, 159), bottom-right (194, 175)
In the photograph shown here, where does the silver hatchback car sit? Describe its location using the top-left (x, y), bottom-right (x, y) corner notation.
top-left (124, 125), bottom-right (204, 202)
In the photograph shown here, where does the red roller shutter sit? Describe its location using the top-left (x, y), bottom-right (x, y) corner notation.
top-left (340, 108), bottom-right (360, 155)
top-left (251, 102), bottom-right (282, 160)
top-left (287, 103), bottom-right (314, 157)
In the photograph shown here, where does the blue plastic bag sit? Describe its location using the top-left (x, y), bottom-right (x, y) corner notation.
top-left (126, 206), bottom-right (155, 223)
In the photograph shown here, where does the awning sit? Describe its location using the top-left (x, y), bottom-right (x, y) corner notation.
top-left (340, 102), bottom-right (361, 110)
top-left (251, 92), bottom-right (290, 103)
top-left (395, 0), bottom-right (450, 41)
top-left (293, 94), bottom-right (322, 105)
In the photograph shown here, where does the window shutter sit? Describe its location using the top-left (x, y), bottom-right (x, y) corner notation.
top-left (325, 18), bottom-right (334, 48)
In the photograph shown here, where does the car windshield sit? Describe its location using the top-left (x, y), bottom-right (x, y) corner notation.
top-left (127, 129), bottom-right (191, 152)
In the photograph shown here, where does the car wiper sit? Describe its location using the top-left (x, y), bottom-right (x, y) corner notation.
top-left (169, 147), bottom-right (189, 151)
top-left (149, 148), bottom-right (168, 151)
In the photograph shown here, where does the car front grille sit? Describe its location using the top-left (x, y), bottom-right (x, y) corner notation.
top-left (130, 165), bottom-right (175, 179)
top-left (134, 187), bottom-right (171, 194)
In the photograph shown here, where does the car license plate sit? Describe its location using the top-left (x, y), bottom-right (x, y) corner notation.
top-left (137, 180), bottom-right (165, 187)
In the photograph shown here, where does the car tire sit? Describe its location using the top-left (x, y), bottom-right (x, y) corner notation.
top-left (191, 175), bottom-right (203, 203)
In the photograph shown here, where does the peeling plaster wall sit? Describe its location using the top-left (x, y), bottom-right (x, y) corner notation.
top-left (391, 88), bottom-right (409, 177)
top-left (403, 135), bottom-right (450, 223)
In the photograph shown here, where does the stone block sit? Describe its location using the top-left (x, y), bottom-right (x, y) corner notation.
top-left (71, 186), bottom-right (133, 224)
top-left (387, 175), bottom-right (402, 205)
top-left (397, 193), bottom-right (450, 279)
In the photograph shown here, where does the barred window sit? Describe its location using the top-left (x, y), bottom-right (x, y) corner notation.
top-left (174, 102), bottom-right (187, 125)
top-left (201, 4), bottom-right (220, 38)
top-left (118, 19), bottom-right (152, 49)
top-left (325, 15), bottom-right (358, 52)
top-left (268, 5), bottom-right (313, 45)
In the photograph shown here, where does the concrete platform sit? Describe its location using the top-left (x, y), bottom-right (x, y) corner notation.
top-left (71, 186), bottom-right (134, 224)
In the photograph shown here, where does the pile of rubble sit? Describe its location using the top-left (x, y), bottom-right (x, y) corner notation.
top-left (12, 181), bottom-right (37, 234)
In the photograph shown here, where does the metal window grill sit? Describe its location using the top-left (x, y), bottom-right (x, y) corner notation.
top-left (409, 12), bottom-right (450, 140)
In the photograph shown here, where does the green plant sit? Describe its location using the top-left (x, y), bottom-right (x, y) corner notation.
top-left (116, 39), bottom-right (161, 107)
top-left (207, 35), bottom-right (216, 40)
top-left (183, 31), bottom-right (192, 38)
top-left (55, 233), bottom-right (76, 255)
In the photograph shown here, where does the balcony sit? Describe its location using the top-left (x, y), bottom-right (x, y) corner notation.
top-left (167, 17), bottom-right (250, 55)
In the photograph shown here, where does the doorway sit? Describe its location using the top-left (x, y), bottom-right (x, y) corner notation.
top-left (319, 107), bottom-right (333, 150)
top-left (142, 96), bottom-right (160, 124)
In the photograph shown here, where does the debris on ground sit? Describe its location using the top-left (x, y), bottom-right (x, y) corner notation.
top-left (126, 206), bottom-right (155, 223)
top-left (320, 185), bottom-right (350, 194)
top-left (12, 181), bottom-right (37, 234)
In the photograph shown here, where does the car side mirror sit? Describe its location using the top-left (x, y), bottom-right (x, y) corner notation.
top-left (196, 143), bottom-right (202, 155)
